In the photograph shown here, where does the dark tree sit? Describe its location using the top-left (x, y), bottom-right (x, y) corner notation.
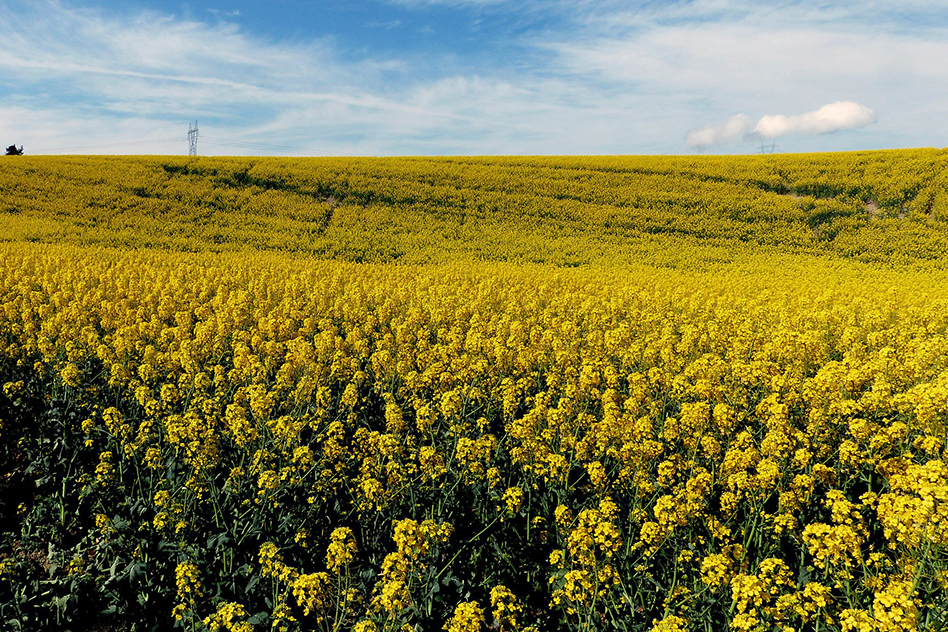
top-left (5, 145), bottom-right (24, 155)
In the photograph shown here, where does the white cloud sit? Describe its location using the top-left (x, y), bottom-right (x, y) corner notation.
top-left (0, 103), bottom-right (186, 154)
top-left (688, 102), bottom-right (877, 147)
top-left (754, 101), bottom-right (877, 139)
top-left (548, 25), bottom-right (941, 102)
top-left (0, 0), bottom-right (688, 155)
top-left (0, 0), bottom-right (945, 155)
top-left (0, 0), bottom-right (431, 154)
top-left (544, 2), bottom-right (948, 151)
top-left (686, 114), bottom-right (753, 148)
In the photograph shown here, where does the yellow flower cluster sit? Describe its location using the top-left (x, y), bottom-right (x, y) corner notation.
top-left (259, 542), bottom-right (299, 583)
top-left (489, 585), bottom-right (522, 631)
top-left (3, 150), bottom-right (948, 631)
top-left (550, 498), bottom-right (623, 616)
top-left (443, 601), bottom-right (485, 632)
top-left (873, 580), bottom-right (919, 632)
top-left (175, 561), bottom-right (202, 602)
top-left (369, 518), bottom-right (453, 619)
top-left (291, 572), bottom-right (331, 617)
top-left (2, 149), bottom-right (948, 267)
top-left (259, 534), bottom-right (364, 628)
top-left (877, 459), bottom-right (948, 549)
top-left (649, 615), bottom-right (689, 632)
top-left (326, 527), bottom-right (358, 573)
top-left (204, 602), bottom-right (253, 632)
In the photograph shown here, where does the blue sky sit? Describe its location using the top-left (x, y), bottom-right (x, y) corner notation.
top-left (1, 0), bottom-right (946, 155)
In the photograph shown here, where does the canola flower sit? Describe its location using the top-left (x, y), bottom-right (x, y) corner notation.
top-left (0, 152), bottom-right (947, 631)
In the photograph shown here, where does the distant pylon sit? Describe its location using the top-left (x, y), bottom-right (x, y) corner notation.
top-left (188, 121), bottom-right (199, 156)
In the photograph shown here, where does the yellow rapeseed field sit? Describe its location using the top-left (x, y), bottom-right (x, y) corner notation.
top-left (0, 151), bottom-right (947, 631)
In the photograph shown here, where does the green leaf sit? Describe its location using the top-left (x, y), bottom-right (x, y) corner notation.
top-left (247, 612), bottom-right (269, 625)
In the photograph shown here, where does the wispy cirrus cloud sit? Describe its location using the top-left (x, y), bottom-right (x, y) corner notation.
top-left (0, 0), bottom-right (430, 154)
top-left (544, 1), bottom-right (948, 152)
top-left (0, 0), bottom-right (944, 155)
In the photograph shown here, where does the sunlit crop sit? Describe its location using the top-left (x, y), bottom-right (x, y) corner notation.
top-left (0, 151), bottom-right (947, 631)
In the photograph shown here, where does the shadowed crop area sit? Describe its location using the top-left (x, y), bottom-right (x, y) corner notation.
top-left (0, 151), bottom-right (947, 631)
